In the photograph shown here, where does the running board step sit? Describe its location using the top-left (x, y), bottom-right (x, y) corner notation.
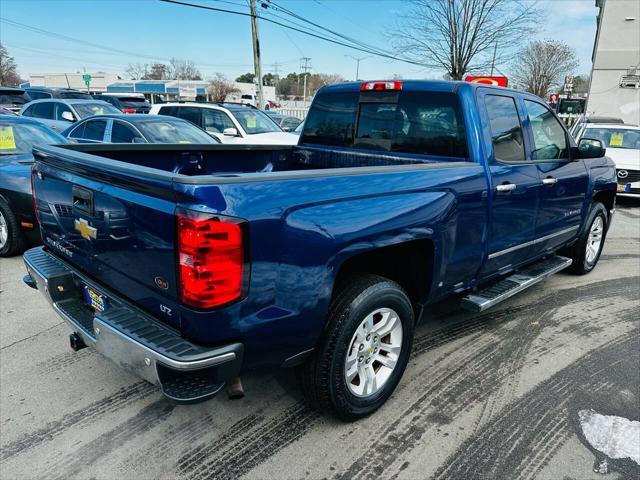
top-left (460, 255), bottom-right (572, 312)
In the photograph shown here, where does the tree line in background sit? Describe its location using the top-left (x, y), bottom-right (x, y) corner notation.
top-left (0, 43), bottom-right (24, 85)
top-left (125, 58), bottom-right (203, 81)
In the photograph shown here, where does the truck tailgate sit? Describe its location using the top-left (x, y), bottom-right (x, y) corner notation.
top-left (32, 146), bottom-right (182, 329)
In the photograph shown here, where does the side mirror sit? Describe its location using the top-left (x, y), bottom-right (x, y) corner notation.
top-left (577, 138), bottom-right (606, 159)
top-left (282, 126), bottom-right (291, 132)
top-left (223, 127), bottom-right (239, 137)
top-left (61, 111), bottom-right (75, 122)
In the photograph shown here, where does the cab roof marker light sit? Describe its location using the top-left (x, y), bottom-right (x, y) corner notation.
top-left (360, 81), bottom-right (403, 92)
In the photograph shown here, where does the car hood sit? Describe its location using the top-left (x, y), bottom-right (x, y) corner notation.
top-left (244, 132), bottom-right (299, 145)
top-left (606, 148), bottom-right (640, 170)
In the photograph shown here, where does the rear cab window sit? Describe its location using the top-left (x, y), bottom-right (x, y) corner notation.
top-left (301, 87), bottom-right (468, 159)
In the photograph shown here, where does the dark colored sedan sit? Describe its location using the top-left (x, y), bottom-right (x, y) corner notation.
top-left (265, 111), bottom-right (303, 132)
top-left (0, 116), bottom-right (68, 256)
top-left (61, 114), bottom-right (220, 144)
top-left (93, 94), bottom-right (151, 114)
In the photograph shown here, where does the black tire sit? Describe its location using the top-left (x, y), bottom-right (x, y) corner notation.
top-left (0, 198), bottom-right (25, 257)
top-left (297, 274), bottom-right (414, 421)
top-left (564, 202), bottom-right (608, 275)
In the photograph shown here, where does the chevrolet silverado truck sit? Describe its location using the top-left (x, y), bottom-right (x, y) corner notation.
top-left (23, 80), bottom-right (617, 420)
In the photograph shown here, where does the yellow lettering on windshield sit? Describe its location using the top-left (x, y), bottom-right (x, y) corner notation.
top-left (609, 133), bottom-right (623, 147)
top-left (0, 126), bottom-right (17, 150)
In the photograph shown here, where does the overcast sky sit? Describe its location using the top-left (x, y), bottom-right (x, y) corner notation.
top-left (0, 0), bottom-right (598, 81)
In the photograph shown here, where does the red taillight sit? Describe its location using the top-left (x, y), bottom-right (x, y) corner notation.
top-left (30, 166), bottom-right (41, 226)
top-left (360, 81), bottom-right (403, 92)
top-left (177, 211), bottom-right (245, 309)
top-left (122, 108), bottom-right (136, 114)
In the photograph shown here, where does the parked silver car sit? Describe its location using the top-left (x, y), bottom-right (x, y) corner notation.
top-left (19, 99), bottom-right (120, 132)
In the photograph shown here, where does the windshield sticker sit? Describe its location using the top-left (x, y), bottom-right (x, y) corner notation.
top-left (246, 115), bottom-right (257, 129)
top-left (609, 133), bottom-right (623, 147)
top-left (0, 126), bottom-right (17, 150)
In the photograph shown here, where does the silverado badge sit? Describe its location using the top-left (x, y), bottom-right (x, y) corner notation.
top-left (74, 218), bottom-right (97, 240)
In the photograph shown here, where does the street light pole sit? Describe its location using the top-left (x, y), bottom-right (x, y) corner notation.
top-left (344, 55), bottom-right (371, 81)
top-left (249, 0), bottom-right (265, 110)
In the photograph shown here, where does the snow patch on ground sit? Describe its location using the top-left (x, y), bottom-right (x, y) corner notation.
top-left (578, 409), bottom-right (640, 466)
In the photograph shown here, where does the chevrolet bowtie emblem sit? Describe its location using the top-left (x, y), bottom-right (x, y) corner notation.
top-left (74, 218), bottom-right (97, 240)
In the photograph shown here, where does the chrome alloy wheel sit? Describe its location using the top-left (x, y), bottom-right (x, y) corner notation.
top-left (344, 307), bottom-right (403, 398)
top-left (586, 216), bottom-right (604, 264)
top-left (0, 211), bottom-right (7, 250)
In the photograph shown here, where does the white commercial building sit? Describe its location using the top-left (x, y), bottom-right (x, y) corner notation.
top-left (587, 0), bottom-right (640, 124)
top-left (26, 72), bottom-right (121, 93)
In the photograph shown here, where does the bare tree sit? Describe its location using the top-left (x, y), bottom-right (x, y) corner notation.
top-left (510, 40), bottom-right (579, 97)
top-left (125, 63), bottom-right (149, 80)
top-left (146, 63), bottom-right (169, 80)
top-left (390, 0), bottom-right (539, 79)
top-left (0, 43), bottom-right (23, 86)
top-left (207, 73), bottom-right (240, 102)
top-left (167, 58), bottom-right (202, 80)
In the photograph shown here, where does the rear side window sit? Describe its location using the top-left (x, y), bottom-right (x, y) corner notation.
top-left (158, 106), bottom-right (178, 117)
top-left (27, 91), bottom-right (51, 100)
top-left (31, 102), bottom-right (54, 119)
top-left (485, 95), bottom-right (525, 162)
top-left (176, 107), bottom-right (202, 127)
top-left (301, 91), bottom-right (359, 147)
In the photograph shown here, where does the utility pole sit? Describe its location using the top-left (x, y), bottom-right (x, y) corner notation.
top-left (345, 54), bottom-right (370, 81)
top-left (249, 0), bottom-right (265, 110)
top-left (490, 42), bottom-right (498, 76)
top-left (300, 57), bottom-right (311, 107)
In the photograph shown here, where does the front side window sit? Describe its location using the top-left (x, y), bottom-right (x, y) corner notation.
top-left (111, 121), bottom-right (143, 143)
top-left (81, 120), bottom-right (107, 141)
top-left (202, 109), bottom-right (234, 133)
top-left (55, 103), bottom-right (74, 121)
top-left (485, 95), bottom-right (526, 162)
top-left (525, 100), bottom-right (568, 160)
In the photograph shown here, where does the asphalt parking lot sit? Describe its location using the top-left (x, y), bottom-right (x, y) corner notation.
top-left (1, 199), bottom-right (638, 480)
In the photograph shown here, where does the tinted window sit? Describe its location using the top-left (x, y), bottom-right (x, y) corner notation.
top-left (58, 91), bottom-right (92, 99)
top-left (67, 122), bottom-right (85, 139)
top-left (301, 91), bottom-right (358, 147)
top-left (525, 100), bottom-right (568, 160)
top-left (0, 92), bottom-right (30, 106)
top-left (82, 120), bottom-right (107, 141)
top-left (31, 102), bottom-right (55, 119)
top-left (202, 109), bottom-right (234, 133)
top-left (485, 95), bottom-right (525, 162)
top-left (118, 97), bottom-right (146, 103)
top-left (27, 91), bottom-right (51, 100)
top-left (176, 107), bottom-right (202, 127)
top-left (111, 121), bottom-right (143, 143)
top-left (158, 106), bottom-right (178, 117)
top-left (55, 103), bottom-right (74, 121)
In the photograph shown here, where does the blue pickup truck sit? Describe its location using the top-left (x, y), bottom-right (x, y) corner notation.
top-left (23, 80), bottom-right (617, 419)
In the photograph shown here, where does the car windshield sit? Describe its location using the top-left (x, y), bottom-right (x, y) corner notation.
top-left (0, 121), bottom-right (66, 155)
top-left (230, 109), bottom-right (281, 134)
top-left (584, 128), bottom-right (640, 150)
top-left (135, 118), bottom-right (219, 144)
top-left (0, 93), bottom-right (30, 106)
top-left (73, 102), bottom-right (120, 118)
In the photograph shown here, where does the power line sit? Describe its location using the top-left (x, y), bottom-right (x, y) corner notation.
top-left (159, 0), bottom-right (429, 67)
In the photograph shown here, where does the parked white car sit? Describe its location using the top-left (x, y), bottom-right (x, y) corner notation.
top-left (578, 123), bottom-right (640, 197)
top-left (149, 102), bottom-right (298, 145)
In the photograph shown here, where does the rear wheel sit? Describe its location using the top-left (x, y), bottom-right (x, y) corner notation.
top-left (565, 202), bottom-right (608, 275)
top-left (298, 274), bottom-right (414, 421)
top-left (0, 199), bottom-right (25, 257)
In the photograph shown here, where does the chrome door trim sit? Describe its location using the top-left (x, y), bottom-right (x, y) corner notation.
top-left (488, 225), bottom-right (579, 259)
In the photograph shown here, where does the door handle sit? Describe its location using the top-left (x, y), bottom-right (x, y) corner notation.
top-left (542, 177), bottom-right (558, 185)
top-left (495, 183), bottom-right (516, 192)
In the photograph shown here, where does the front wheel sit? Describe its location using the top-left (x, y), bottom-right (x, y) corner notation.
top-left (564, 202), bottom-right (608, 275)
top-left (297, 274), bottom-right (414, 421)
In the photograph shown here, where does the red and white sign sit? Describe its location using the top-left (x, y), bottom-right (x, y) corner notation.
top-left (549, 93), bottom-right (559, 104)
top-left (464, 76), bottom-right (509, 87)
